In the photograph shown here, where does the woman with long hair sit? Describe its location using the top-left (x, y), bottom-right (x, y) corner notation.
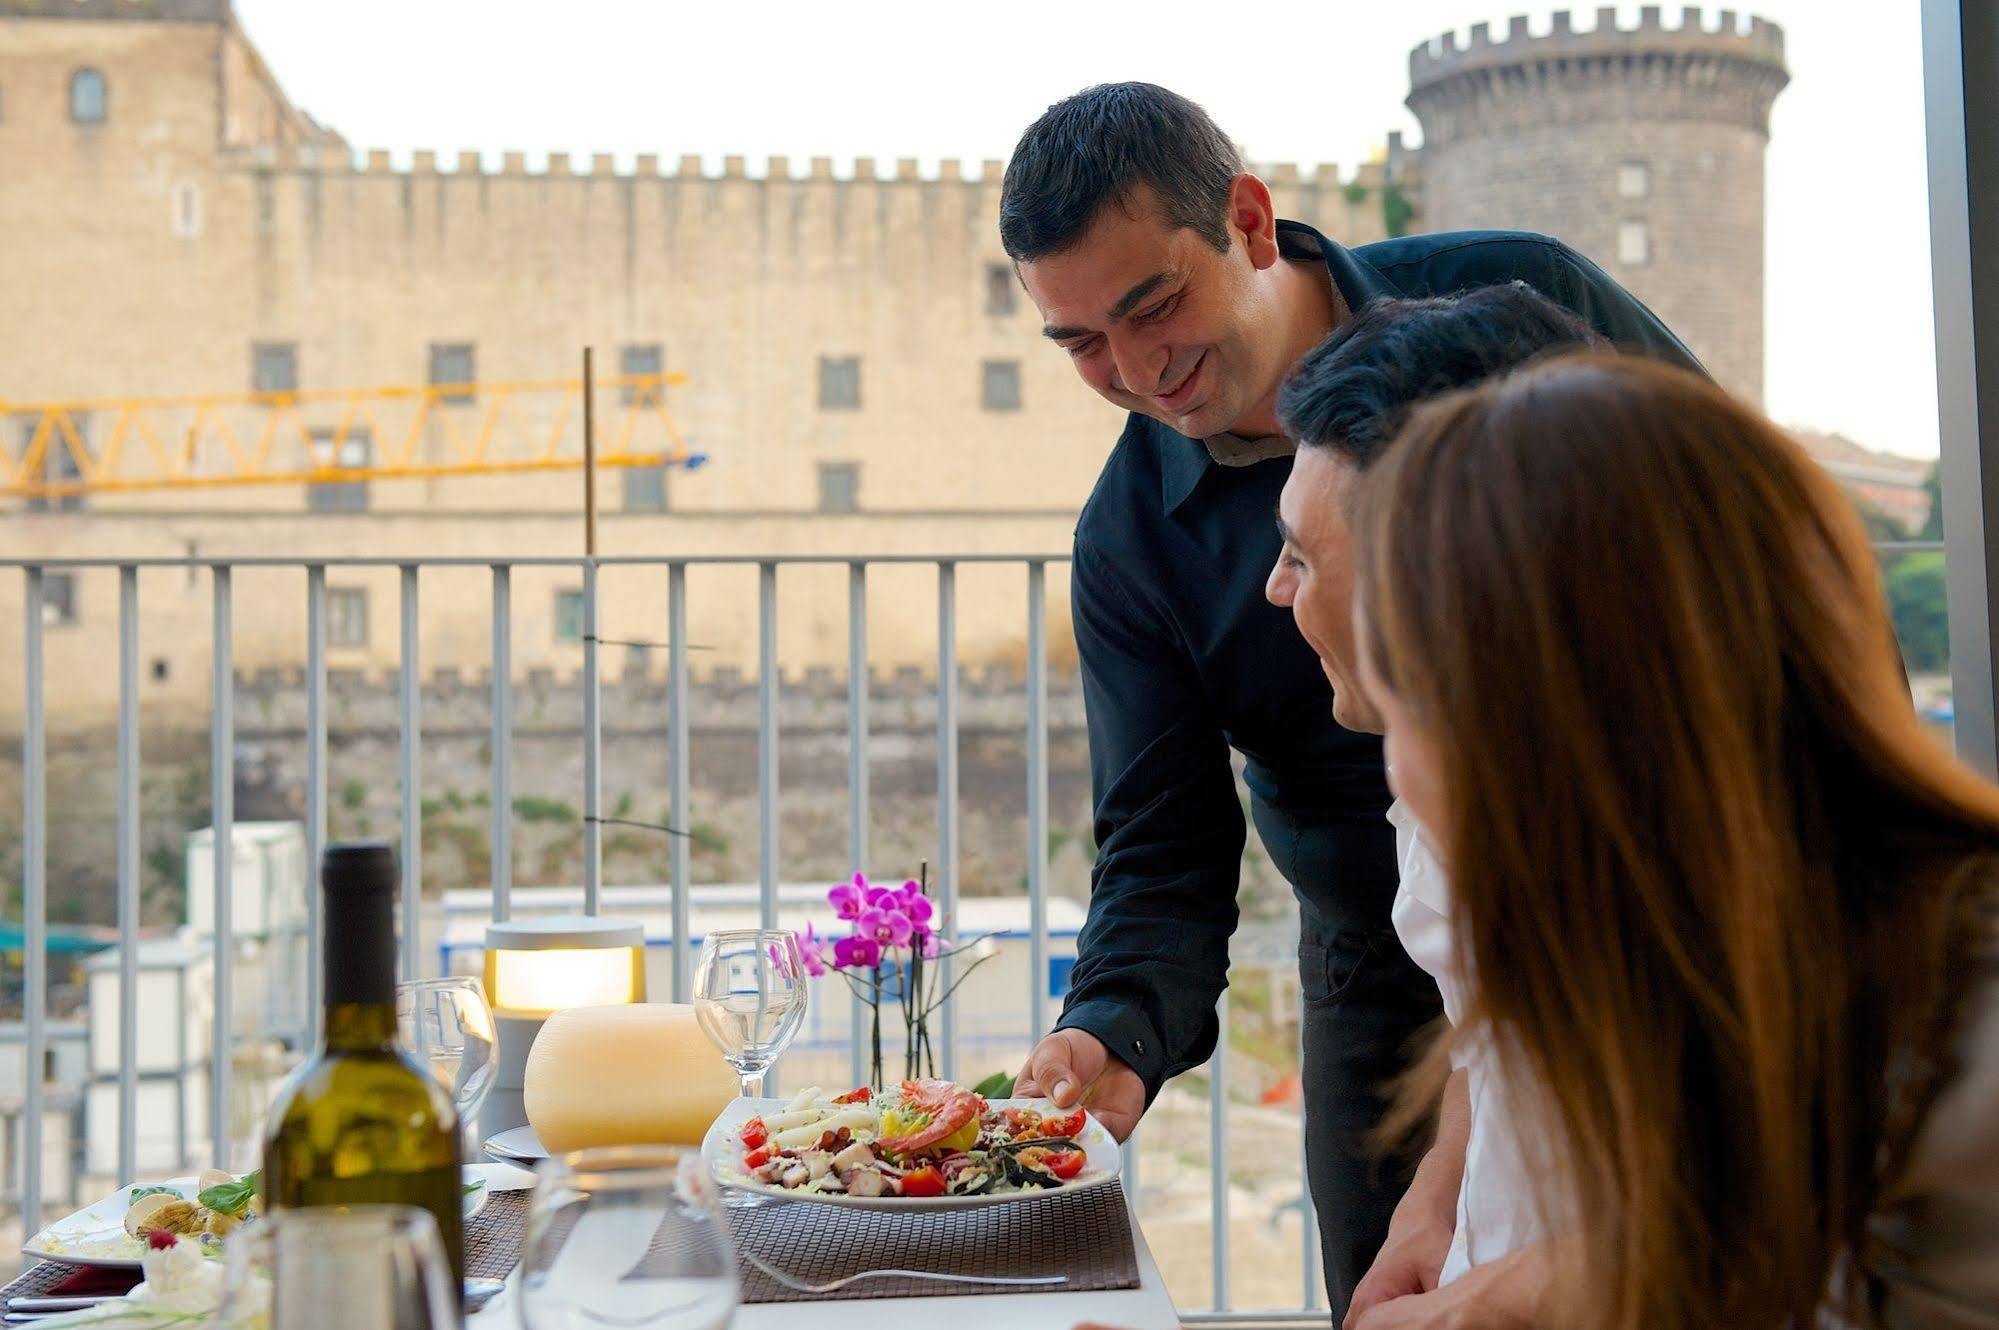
top-left (1348, 354), bottom-right (1999, 1329)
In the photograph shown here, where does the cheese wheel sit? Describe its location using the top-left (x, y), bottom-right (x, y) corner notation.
top-left (524, 1003), bottom-right (739, 1152)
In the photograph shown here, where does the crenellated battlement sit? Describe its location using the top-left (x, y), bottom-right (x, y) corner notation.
top-left (1410, 6), bottom-right (1784, 87)
top-left (225, 145), bottom-right (1374, 192)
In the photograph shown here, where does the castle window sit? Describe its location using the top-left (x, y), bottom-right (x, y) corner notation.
top-left (429, 343), bottom-right (477, 405)
top-left (985, 263), bottom-right (1017, 317)
top-left (25, 414), bottom-right (86, 514)
top-left (1618, 220), bottom-right (1650, 267)
top-left (555, 590), bottom-right (586, 644)
top-left (252, 342), bottom-right (298, 395)
top-left (982, 360), bottom-right (1023, 412)
top-left (307, 428), bottom-right (371, 512)
top-left (43, 573), bottom-right (78, 629)
top-left (1618, 161), bottom-right (1650, 199)
top-left (818, 356), bottom-right (861, 410)
top-left (327, 588), bottom-right (369, 648)
top-left (69, 68), bottom-right (107, 125)
top-left (818, 462), bottom-right (860, 513)
top-left (623, 463), bottom-right (668, 513)
top-left (620, 344), bottom-right (664, 407)
top-left (171, 182), bottom-right (201, 239)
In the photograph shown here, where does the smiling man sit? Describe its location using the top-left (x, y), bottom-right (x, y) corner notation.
top-left (1000, 83), bottom-right (1700, 1317)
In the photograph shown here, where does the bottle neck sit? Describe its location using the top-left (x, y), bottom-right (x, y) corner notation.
top-left (324, 1002), bottom-right (399, 1052)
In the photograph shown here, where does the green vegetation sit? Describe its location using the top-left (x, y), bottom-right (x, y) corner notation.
top-left (1381, 182), bottom-right (1415, 238)
top-left (340, 778), bottom-right (367, 810)
top-left (1888, 552), bottom-right (1950, 672)
top-left (512, 795), bottom-right (577, 824)
top-left (1342, 182), bottom-right (1369, 206)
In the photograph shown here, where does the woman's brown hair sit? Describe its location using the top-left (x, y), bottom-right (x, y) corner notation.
top-left (1351, 354), bottom-right (1999, 1328)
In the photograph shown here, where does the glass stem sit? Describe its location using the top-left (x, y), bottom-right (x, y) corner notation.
top-left (739, 1066), bottom-right (767, 1100)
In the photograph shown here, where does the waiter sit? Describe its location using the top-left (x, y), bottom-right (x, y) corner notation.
top-left (1000, 82), bottom-right (1702, 1317)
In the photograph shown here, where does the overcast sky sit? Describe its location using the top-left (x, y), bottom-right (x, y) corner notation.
top-left (232, 1), bottom-right (1941, 459)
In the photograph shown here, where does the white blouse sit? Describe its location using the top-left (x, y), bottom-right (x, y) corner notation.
top-left (1385, 799), bottom-right (1543, 1286)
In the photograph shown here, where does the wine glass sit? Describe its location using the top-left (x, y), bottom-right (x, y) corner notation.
top-left (693, 929), bottom-right (808, 1100)
top-left (217, 1205), bottom-right (462, 1329)
top-left (397, 977), bottom-right (498, 1147)
top-left (519, 1145), bottom-right (739, 1330)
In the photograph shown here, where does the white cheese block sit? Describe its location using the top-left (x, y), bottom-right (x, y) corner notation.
top-left (523, 1003), bottom-right (739, 1152)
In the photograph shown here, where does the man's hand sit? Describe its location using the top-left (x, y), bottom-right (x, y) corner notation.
top-left (1344, 1215), bottom-right (1454, 1327)
top-left (1351, 1245), bottom-right (1552, 1330)
top-left (1013, 1028), bottom-right (1147, 1142)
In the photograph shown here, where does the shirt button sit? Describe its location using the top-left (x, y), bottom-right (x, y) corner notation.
top-left (1133, 1039), bottom-right (1146, 1057)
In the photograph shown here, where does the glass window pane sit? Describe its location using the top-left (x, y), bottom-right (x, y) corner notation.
top-left (308, 429), bottom-right (371, 513)
top-left (429, 343), bottom-right (477, 404)
top-left (818, 356), bottom-right (861, 410)
top-left (69, 68), bottom-right (105, 125)
top-left (623, 464), bottom-right (668, 512)
top-left (984, 262), bottom-right (1017, 317)
top-left (327, 588), bottom-right (368, 648)
top-left (1618, 161), bottom-right (1649, 199)
top-left (43, 572), bottom-right (78, 628)
top-left (555, 589), bottom-right (586, 643)
top-left (1617, 220), bottom-right (1649, 266)
top-left (253, 343), bottom-right (298, 394)
top-left (818, 462), bottom-right (859, 513)
top-left (620, 344), bottom-right (664, 406)
top-left (982, 360), bottom-right (1022, 412)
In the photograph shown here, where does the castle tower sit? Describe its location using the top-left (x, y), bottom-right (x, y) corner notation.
top-left (1405, 7), bottom-right (1788, 403)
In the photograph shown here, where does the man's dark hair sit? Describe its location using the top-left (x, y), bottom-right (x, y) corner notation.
top-left (999, 83), bottom-right (1242, 262)
top-left (1278, 283), bottom-right (1607, 469)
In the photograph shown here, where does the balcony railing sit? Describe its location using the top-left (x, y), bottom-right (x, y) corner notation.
top-left (7, 552), bottom-right (1331, 1326)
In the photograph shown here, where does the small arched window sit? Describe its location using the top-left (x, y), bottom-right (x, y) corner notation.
top-left (70, 68), bottom-right (107, 124)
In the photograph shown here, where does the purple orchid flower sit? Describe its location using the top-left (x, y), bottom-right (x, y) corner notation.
top-left (794, 924), bottom-right (829, 978)
top-left (859, 905), bottom-right (914, 949)
top-left (919, 931), bottom-right (942, 960)
top-left (828, 873), bottom-right (867, 921)
top-left (833, 933), bottom-right (882, 970)
top-left (901, 891), bottom-right (935, 931)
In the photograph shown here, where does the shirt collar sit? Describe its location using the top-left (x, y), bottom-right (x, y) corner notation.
top-left (1158, 220), bottom-right (1400, 515)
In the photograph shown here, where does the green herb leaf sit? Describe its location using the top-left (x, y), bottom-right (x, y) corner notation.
top-left (970, 1070), bottom-right (1015, 1098)
top-left (128, 1184), bottom-right (179, 1201)
top-left (197, 1170), bottom-right (259, 1216)
top-left (463, 1180), bottom-right (485, 1195)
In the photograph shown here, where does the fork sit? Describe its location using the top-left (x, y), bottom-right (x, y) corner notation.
top-left (739, 1248), bottom-right (1068, 1294)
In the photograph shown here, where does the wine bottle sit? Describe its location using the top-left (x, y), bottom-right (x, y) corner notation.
top-left (262, 842), bottom-right (464, 1290)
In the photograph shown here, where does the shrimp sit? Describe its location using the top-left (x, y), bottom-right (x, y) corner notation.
top-left (876, 1079), bottom-right (986, 1157)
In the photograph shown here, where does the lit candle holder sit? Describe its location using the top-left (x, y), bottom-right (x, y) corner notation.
top-left (479, 915), bottom-right (645, 1141)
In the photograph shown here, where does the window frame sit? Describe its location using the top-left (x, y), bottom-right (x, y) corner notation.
top-left (818, 355), bottom-right (862, 411)
top-left (306, 428), bottom-right (371, 513)
top-left (554, 588), bottom-right (587, 644)
top-left (326, 587), bottom-right (369, 649)
top-left (620, 344), bottom-right (665, 407)
top-left (68, 67), bottom-right (106, 125)
top-left (981, 359), bottom-right (1024, 412)
top-left (1616, 219), bottom-right (1650, 267)
top-left (252, 341), bottom-right (298, 396)
top-left (428, 342), bottom-right (478, 406)
top-left (42, 572), bottom-right (78, 628)
top-left (817, 461), bottom-right (860, 514)
top-left (984, 262), bottom-right (1018, 317)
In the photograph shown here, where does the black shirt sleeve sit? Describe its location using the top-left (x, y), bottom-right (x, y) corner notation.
top-left (1056, 534), bottom-right (1244, 1098)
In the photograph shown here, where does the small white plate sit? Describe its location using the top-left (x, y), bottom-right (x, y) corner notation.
top-left (702, 1096), bottom-right (1121, 1212)
top-left (25, 1169), bottom-right (494, 1270)
top-left (482, 1125), bottom-right (549, 1165)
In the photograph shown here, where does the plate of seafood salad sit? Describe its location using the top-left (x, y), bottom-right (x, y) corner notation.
top-left (24, 1167), bottom-right (492, 1268)
top-left (703, 1079), bottom-right (1121, 1210)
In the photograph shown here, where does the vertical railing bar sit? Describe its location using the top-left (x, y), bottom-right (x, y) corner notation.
top-left (846, 562), bottom-right (869, 1091)
top-left (490, 565), bottom-right (512, 923)
top-left (116, 566), bottom-right (141, 1186)
top-left (1211, 989), bottom-right (1231, 1312)
top-left (1026, 562), bottom-right (1049, 1043)
top-left (668, 563), bottom-right (691, 1003)
top-left (757, 563), bottom-right (779, 933)
top-left (1301, 1015), bottom-right (1320, 1310)
top-left (398, 564), bottom-right (420, 981)
top-left (757, 562), bottom-right (780, 1097)
top-left (581, 559), bottom-right (602, 916)
top-left (22, 570), bottom-right (47, 1235)
top-left (210, 566), bottom-right (234, 1169)
top-left (304, 567), bottom-right (327, 1032)
top-left (936, 562), bottom-right (959, 1084)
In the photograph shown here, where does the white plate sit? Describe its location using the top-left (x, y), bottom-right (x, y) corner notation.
top-left (482, 1124), bottom-right (549, 1164)
top-left (702, 1096), bottom-right (1121, 1212)
top-left (25, 1168), bottom-right (494, 1270)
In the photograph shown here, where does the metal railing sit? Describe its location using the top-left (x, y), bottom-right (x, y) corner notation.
top-left (7, 553), bottom-right (1326, 1325)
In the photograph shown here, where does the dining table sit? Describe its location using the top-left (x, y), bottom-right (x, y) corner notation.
top-left (464, 1160), bottom-right (1181, 1329)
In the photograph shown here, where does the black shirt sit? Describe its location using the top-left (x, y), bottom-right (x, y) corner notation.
top-left (1057, 221), bottom-right (1704, 1096)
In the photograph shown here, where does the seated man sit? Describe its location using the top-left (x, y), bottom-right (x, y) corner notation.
top-left (1265, 283), bottom-right (1604, 1327)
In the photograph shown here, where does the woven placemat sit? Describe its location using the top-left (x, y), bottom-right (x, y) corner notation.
top-left (726, 1180), bottom-right (1139, 1304)
top-left (0, 1197), bottom-right (532, 1299)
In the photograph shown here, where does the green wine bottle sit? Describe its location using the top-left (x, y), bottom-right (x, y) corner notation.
top-left (262, 842), bottom-right (464, 1290)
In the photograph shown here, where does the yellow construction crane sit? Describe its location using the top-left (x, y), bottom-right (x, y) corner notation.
top-left (4, 370), bottom-right (701, 500)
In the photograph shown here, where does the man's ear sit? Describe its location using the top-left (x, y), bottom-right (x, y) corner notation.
top-left (1229, 174), bottom-right (1281, 271)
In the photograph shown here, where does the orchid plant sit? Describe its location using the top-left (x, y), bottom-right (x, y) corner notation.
top-left (788, 863), bottom-right (992, 1091)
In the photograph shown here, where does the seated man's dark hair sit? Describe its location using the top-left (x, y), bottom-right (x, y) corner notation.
top-left (1278, 283), bottom-right (1607, 469)
top-left (999, 82), bottom-right (1243, 263)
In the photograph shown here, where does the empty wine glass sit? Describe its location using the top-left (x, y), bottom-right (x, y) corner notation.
top-left (217, 1205), bottom-right (461, 1330)
top-left (519, 1146), bottom-right (739, 1330)
top-left (397, 977), bottom-right (498, 1147)
top-left (693, 929), bottom-right (807, 1100)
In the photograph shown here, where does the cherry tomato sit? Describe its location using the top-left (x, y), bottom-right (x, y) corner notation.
top-left (833, 1086), bottom-right (872, 1105)
top-left (742, 1144), bottom-right (776, 1170)
top-left (739, 1118), bottom-right (769, 1150)
top-left (1045, 1110), bottom-right (1087, 1139)
top-left (900, 1166), bottom-right (946, 1198)
top-left (1043, 1148), bottom-right (1086, 1180)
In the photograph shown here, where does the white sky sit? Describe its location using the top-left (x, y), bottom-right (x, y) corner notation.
top-left (232, 0), bottom-right (1941, 460)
